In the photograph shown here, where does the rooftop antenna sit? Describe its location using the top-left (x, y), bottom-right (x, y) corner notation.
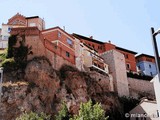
top-left (63, 26), bottom-right (65, 31)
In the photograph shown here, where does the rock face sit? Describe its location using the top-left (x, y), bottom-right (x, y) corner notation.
top-left (0, 57), bottom-right (122, 120)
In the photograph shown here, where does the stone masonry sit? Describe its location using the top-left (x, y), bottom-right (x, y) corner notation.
top-left (101, 50), bottom-right (129, 97)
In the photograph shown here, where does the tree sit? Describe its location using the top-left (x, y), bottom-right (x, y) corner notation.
top-left (70, 100), bottom-right (108, 120)
top-left (5, 35), bottom-right (32, 70)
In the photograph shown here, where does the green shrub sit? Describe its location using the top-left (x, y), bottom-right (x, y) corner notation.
top-left (7, 35), bottom-right (17, 58)
top-left (16, 111), bottom-right (51, 120)
top-left (70, 100), bottom-right (108, 120)
top-left (55, 102), bottom-right (70, 120)
top-left (0, 49), bottom-right (7, 62)
top-left (1, 58), bottom-right (16, 68)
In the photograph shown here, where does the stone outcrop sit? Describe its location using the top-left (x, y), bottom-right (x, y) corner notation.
top-left (0, 57), bottom-right (122, 120)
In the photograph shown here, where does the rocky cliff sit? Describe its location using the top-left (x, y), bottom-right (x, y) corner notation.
top-left (0, 57), bottom-right (123, 120)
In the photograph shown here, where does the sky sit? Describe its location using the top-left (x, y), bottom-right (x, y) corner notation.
top-left (0, 0), bottom-right (160, 56)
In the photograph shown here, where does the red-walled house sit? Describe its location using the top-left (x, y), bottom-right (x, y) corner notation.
top-left (10, 26), bottom-right (76, 70)
top-left (73, 33), bottom-right (137, 72)
top-left (41, 27), bottom-right (76, 67)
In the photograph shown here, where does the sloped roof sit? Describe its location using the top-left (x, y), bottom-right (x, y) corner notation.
top-left (72, 33), bottom-right (104, 44)
top-left (116, 46), bottom-right (137, 54)
top-left (136, 53), bottom-right (155, 59)
top-left (26, 16), bottom-right (39, 19)
top-left (42, 26), bottom-right (74, 39)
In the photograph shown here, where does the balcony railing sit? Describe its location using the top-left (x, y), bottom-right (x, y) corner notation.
top-left (91, 57), bottom-right (108, 73)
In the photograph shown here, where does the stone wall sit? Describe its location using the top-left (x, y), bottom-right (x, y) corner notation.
top-left (101, 50), bottom-right (129, 97)
top-left (89, 71), bottom-right (113, 92)
top-left (128, 77), bottom-right (155, 98)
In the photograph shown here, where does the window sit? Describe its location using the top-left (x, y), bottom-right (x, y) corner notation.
top-left (100, 46), bottom-right (103, 50)
top-left (29, 23), bottom-right (36, 27)
top-left (66, 51), bottom-right (70, 57)
top-left (67, 38), bottom-right (73, 45)
top-left (138, 66), bottom-right (141, 70)
top-left (124, 54), bottom-right (129, 59)
top-left (92, 44), bottom-right (95, 48)
top-left (8, 27), bottom-right (11, 33)
top-left (3, 36), bottom-right (9, 40)
top-left (58, 32), bottom-right (61, 38)
top-left (150, 72), bottom-right (153, 76)
top-left (126, 63), bottom-right (130, 69)
top-left (149, 64), bottom-right (151, 68)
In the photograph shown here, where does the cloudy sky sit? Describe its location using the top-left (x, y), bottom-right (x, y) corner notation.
top-left (1, 0), bottom-right (160, 55)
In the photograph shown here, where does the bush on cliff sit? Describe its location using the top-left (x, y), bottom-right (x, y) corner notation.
top-left (1, 58), bottom-right (17, 71)
top-left (55, 102), bottom-right (70, 120)
top-left (16, 111), bottom-right (51, 120)
top-left (70, 100), bottom-right (108, 120)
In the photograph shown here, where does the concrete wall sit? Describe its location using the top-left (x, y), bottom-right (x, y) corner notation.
top-left (101, 50), bottom-right (129, 97)
top-left (75, 38), bottom-right (84, 71)
top-left (128, 77), bottom-right (155, 98)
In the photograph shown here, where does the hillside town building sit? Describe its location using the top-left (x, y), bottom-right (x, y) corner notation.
top-left (130, 99), bottom-right (159, 120)
top-left (73, 33), bottom-right (137, 72)
top-left (0, 13), bottom-right (45, 48)
top-left (0, 13), bottom-right (158, 98)
top-left (136, 54), bottom-right (157, 77)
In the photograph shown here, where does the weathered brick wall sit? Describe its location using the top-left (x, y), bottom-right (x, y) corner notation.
top-left (11, 27), bottom-right (75, 70)
top-left (42, 28), bottom-right (76, 64)
top-left (27, 17), bottom-right (44, 31)
top-left (101, 50), bottom-right (129, 97)
top-left (128, 77), bottom-right (155, 98)
top-left (25, 35), bottom-right (46, 60)
top-left (45, 49), bottom-right (74, 70)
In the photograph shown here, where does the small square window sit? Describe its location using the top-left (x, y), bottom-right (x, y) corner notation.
top-left (29, 23), bottom-right (36, 27)
top-left (58, 32), bottom-right (61, 38)
top-left (126, 63), bottom-right (130, 69)
top-left (67, 38), bottom-right (72, 45)
top-left (66, 51), bottom-right (70, 57)
top-left (8, 27), bottom-right (11, 33)
top-left (124, 54), bottom-right (128, 59)
top-left (150, 72), bottom-right (153, 76)
top-left (149, 64), bottom-right (151, 68)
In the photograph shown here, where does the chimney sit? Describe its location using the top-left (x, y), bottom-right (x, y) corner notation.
top-left (90, 36), bottom-right (93, 39)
